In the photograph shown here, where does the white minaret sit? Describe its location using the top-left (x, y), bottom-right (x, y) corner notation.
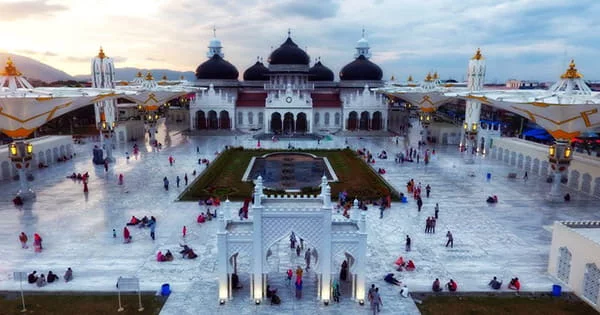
top-left (354, 28), bottom-right (371, 59)
top-left (207, 26), bottom-right (224, 58)
top-left (91, 47), bottom-right (117, 162)
top-left (463, 48), bottom-right (486, 163)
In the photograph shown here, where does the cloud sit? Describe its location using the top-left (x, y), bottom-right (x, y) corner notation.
top-left (265, 0), bottom-right (341, 20)
top-left (146, 57), bottom-right (165, 62)
top-left (16, 49), bottom-right (58, 57)
top-left (64, 56), bottom-right (90, 63)
top-left (0, 0), bottom-right (67, 21)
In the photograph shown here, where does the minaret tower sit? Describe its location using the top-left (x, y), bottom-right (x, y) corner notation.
top-left (462, 48), bottom-right (486, 163)
top-left (207, 26), bottom-right (224, 58)
top-left (354, 28), bottom-right (371, 59)
top-left (91, 47), bottom-right (117, 163)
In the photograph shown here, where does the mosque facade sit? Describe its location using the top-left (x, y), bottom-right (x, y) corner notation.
top-left (189, 31), bottom-right (388, 134)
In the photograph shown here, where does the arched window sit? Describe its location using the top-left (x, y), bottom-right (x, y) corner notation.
top-left (324, 112), bottom-right (330, 125)
top-left (258, 112), bottom-right (264, 125)
top-left (237, 111), bottom-right (243, 125)
top-left (314, 112), bottom-right (320, 125)
top-left (334, 112), bottom-right (341, 126)
top-left (584, 263), bottom-right (600, 304)
top-left (557, 247), bottom-right (571, 284)
top-left (248, 112), bottom-right (254, 125)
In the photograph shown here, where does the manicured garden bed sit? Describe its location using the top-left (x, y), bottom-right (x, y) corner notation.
top-left (416, 294), bottom-right (597, 315)
top-left (0, 293), bottom-right (165, 315)
top-left (179, 147), bottom-right (399, 201)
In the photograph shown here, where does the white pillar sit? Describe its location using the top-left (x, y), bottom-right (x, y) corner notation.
top-left (320, 206), bottom-right (332, 303)
top-left (252, 176), bottom-right (264, 301)
top-left (217, 224), bottom-right (229, 301)
top-left (322, 185), bottom-right (332, 209)
top-left (351, 198), bottom-right (360, 222)
top-left (355, 212), bottom-right (367, 302)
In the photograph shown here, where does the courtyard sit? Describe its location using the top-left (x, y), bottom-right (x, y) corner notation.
top-left (0, 122), bottom-right (598, 315)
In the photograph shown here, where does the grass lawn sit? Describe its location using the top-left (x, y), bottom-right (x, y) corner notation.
top-left (0, 293), bottom-right (165, 315)
top-left (416, 295), bottom-right (597, 315)
top-left (179, 147), bottom-right (399, 201)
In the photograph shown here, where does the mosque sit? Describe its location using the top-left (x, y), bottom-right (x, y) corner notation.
top-left (189, 30), bottom-right (388, 134)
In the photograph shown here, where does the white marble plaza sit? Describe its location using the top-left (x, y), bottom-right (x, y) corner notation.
top-left (0, 122), bottom-right (598, 315)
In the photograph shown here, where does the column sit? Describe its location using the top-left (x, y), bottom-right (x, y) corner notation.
top-left (252, 176), bottom-right (264, 302)
top-left (217, 213), bottom-right (229, 301)
top-left (320, 207), bottom-right (332, 303)
top-left (355, 212), bottom-right (367, 302)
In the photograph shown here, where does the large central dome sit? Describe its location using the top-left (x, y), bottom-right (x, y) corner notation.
top-left (195, 54), bottom-right (239, 80)
top-left (268, 37), bottom-right (310, 65)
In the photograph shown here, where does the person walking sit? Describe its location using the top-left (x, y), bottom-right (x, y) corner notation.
top-left (295, 278), bottom-right (303, 299)
top-left (431, 217), bottom-right (436, 233)
top-left (19, 232), bottom-right (28, 249)
top-left (417, 196), bottom-right (423, 212)
top-left (379, 203), bottom-right (385, 219)
top-left (163, 177), bottom-right (169, 191)
top-left (368, 284), bottom-right (376, 303)
top-left (405, 235), bottom-right (411, 252)
top-left (168, 156), bottom-right (174, 166)
top-left (446, 231), bottom-right (453, 248)
top-left (435, 203), bottom-right (439, 219)
top-left (149, 220), bottom-right (156, 240)
top-left (184, 173), bottom-right (188, 186)
top-left (426, 184), bottom-right (431, 198)
top-left (524, 171), bottom-right (528, 182)
top-left (425, 217), bottom-right (431, 233)
top-left (176, 176), bottom-right (180, 188)
top-left (305, 248), bottom-right (312, 269)
top-left (371, 287), bottom-right (382, 315)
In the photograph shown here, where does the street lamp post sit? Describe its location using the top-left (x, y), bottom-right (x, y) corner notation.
top-left (547, 139), bottom-right (572, 201)
top-left (462, 121), bottom-right (478, 164)
top-left (9, 140), bottom-right (35, 199)
top-left (419, 111), bottom-right (432, 144)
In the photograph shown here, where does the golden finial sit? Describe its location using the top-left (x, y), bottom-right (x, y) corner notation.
top-left (425, 72), bottom-right (433, 82)
top-left (145, 72), bottom-right (154, 81)
top-left (407, 75), bottom-right (413, 82)
top-left (390, 75), bottom-right (395, 81)
top-left (136, 71), bottom-right (143, 78)
top-left (180, 75), bottom-right (185, 80)
top-left (98, 47), bottom-right (106, 59)
top-left (472, 48), bottom-right (483, 60)
top-left (560, 59), bottom-right (583, 79)
top-left (162, 75), bottom-right (168, 80)
top-left (433, 72), bottom-right (439, 80)
top-left (1, 57), bottom-right (22, 76)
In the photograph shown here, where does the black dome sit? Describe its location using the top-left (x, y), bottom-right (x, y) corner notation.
top-left (309, 61), bottom-right (334, 81)
top-left (243, 61), bottom-right (269, 81)
top-left (339, 55), bottom-right (383, 81)
top-left (195, 54), bottom-right (239, 80)
top-left (268, 37), bottom-right (310, 65)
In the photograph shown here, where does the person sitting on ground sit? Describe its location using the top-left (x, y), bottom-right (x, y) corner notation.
top-left (197, 213), bottom-right (206, 223)
top-left (141, 216), bottom-right (149, 227)
top-left (446, 279), bottom-right (458, 292)
top-left (164, 250), bottom-right (174, 261)
top-left (184, 248), bottom-right (198, 259)
top-left (395, 256), bottom-right (406, 271)
top-left (36, 274), bottom-right (46, 287)
top-left (47, 271), bottom-right (59, 283)
top-left (13, 196), bottom-right (23, 206)
top-left (266, 285), bottom-right (278, 298)
top-left (28, 271), bottom-right (38, 284)
top-left (488, 276), bottom-right (502, 290)
top-left (64, 268), bottom-right (73, 282)
top-left (564, 193), bottom-right (571, 202)
top-left (156, 250), bottom-right (165, 262)
top-left (486, 195), bottom-right (498, 203)
top-left (508, 277), bottom-right (520, 291)
top-left (405, 260), bottom-right (416, 271)
top-left (127, 216), bottom-right (140, 226)
top-left (206, 209), bottom-right (213, 221)
top-left (179, 244), bottom-right (191, 256)
top-left (384, 273), bottom-right (402, 286)
top-left (271, 291), bottom-right (281, 305)
top-left (432, 278), bottom-right (442, 292)
top-left (400, 284), bottom-right (410, 298)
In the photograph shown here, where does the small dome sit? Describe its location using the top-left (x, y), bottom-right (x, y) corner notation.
top-left (356, 37), bottom-right (369, 49)
top-left (209, 38), bottom-right (222, 48)
top-left (309, 61), bottom-right (334, 81)
top-left (268, 37), bottom-right (310, 65)
top-left (195, 54), bottom-right (239, 80)
top-left (339, 55), bottom-right (383, 81)
top-left (243, 60), bottom-right (269, 81)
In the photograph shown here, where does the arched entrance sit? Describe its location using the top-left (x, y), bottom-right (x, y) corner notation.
top-left (219, 110), bottom-right (230, 129)
top-left (207, 110), bottom-right (218, 129)
top-left (371, 111), bottom-right (382, 130)
top-left (296, 113), bottom-right (307, 133)
top-left (271, 112), bottom-right (282, 134)
top-left (196, 111), bottom-right (206, 129)
top-left (283, 112), bottom-right (295, 134)
top-left (347, 111), bottom-right (358, 130)
top-left (228, 252), bottom-right (251, 299)
top-left (359, 111), bottom-right (370, 130)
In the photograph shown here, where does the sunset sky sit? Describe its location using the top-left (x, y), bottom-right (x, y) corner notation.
top-left (1, 0), bottom-right (598, 82)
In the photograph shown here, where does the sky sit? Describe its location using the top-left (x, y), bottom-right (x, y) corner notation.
top-left (0, 0), bottom-right (599, 82)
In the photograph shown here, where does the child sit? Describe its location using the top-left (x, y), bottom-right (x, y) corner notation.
top-left (19, 232), bottom-right (28, 249)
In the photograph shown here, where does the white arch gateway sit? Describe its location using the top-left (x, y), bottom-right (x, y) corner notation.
top-left (216, 176), bottom-right (368, 305)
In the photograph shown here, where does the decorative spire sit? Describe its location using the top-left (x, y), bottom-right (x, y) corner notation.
top-left (213, 25), bottom-right (217, 38)
top-left (162, 74), bottom-right (167, 80)
top-left (560, 59), bottom-right (583, 79)
top-left (136, 71), bottom-right (143, 78)
top-left (288, 28), bottom-right (291, 37)
top-left (180, 75), bottom-right (185, 80)
top-left (98, 47), bottom-right (106, 59)
top-left (361, 27), bottom-right (365, 38)
top-left (145, 72), bottom-right (154, 81)
top-left (472, 48), bottom-right (483, 60)
top-left (424, 72), bottom-right (433, 82)
top-left (1, 57), bottom-right (22, 76)
top-left (432, 72), bottom-right (439, 80)
top-left (390, 75), bottom-right (395, 81)
top-left (407, 75), bottom-right (413, 82)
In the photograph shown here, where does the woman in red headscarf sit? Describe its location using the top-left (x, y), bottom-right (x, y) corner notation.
top-left (123, 227), bottom-right (131, 243)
